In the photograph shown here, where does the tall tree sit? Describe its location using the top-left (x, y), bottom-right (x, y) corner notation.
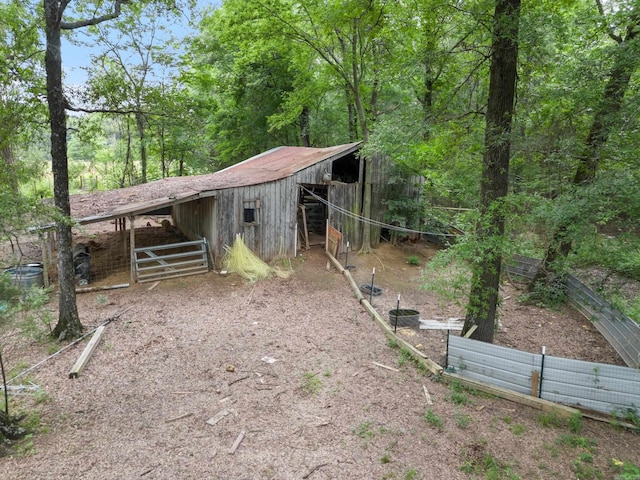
top-left (44, 0), bottom-right (130, 340)
top-left (0, 1), bottom-right (44, 194)
top-left (530, 0), bottom-right (640, 291)
top-left (462, 0), bottom-right (521, 343)
top-left (260, 0), bottom-right (389, 252)
top-left (82, 3), bottom-right (178, 183)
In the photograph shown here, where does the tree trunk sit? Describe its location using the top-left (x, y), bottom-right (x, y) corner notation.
top-left (531, 18), bottom-right (638, 289)
top-left (44, 0), bottom-right (83, 341)
top-left (135, 111), bottom-right (147, 183)
top-left (300, 105), bottom-right (311, 147)
top-left (345, 87), bottom-right (358, 142)
top-left (462, 0), bottom-right (520, 343)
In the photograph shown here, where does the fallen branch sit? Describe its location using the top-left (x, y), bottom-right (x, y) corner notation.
top-left (228, 429), bottom-right (245, 454)
top-left (165, 412), bottom-right (193, 423)
top-left (423, 384), bottom-right (433, 405)
top-left (303, 463), bottom-right (329, 479)
top-left (228, 375), bottom-right (250, 386)
top-left (372, 361), bottom-right (399, 372)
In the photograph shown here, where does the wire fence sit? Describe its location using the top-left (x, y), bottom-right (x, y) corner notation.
top-left (508, 255), bottom-right (640, 369)
top-left (444, 254), bottom-right (640, 419)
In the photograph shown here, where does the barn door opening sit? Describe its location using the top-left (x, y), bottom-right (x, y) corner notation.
top-left (298, 185), bottom-right (327, 249)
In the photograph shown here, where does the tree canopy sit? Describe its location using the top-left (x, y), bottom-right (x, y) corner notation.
top-left (2, 0), bottom-right (640, 337)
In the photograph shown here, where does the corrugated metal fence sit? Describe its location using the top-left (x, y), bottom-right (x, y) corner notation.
top-left (447, 336), bottom-right (640, 416)
top-left (446, 255), bottom-right (640, 417)
top-left (508, 255), bottom-right (640, 369)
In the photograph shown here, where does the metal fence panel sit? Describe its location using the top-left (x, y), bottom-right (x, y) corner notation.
top-left (448, 336), bottom-right (540, 395)
top-left (448, 336), bottom-right (640, 416)
top-left (507, 255), bottom-right (640, 368)
top-left (541, 356), bottom-right (640, 413)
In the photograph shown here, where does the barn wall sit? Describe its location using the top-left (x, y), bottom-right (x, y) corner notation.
top-left (173, 196), bottom-right (217, 261)
top-left (174, 154), bottom-right (365, 268)
top-left (328, 183), bottom-right (360, 249)
top-left (369, 153), bottom-right (389, 248)
top-left (213, 177), bottom-right (300, 267)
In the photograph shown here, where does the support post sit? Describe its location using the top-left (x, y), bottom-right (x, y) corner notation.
top-left (129, 216), bottom-right (136, 284)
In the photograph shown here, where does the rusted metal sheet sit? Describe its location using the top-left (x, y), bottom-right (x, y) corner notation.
top-left (70, 142), bottom-right (361, 223)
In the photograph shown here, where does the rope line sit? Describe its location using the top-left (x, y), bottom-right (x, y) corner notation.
top-left (301, 186), bottom-right (462, 237)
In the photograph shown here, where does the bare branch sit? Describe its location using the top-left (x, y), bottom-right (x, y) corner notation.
top-left (60, 0), bottom-right (130, 30)
top-left (594, 0), bottom-right (623, 43)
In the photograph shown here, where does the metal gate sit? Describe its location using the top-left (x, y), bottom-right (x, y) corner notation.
top-left (134, 239), bottom-right (209, 283)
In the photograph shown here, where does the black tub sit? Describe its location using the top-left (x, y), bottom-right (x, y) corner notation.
top-left (388, 309), bottom-right (420, 328)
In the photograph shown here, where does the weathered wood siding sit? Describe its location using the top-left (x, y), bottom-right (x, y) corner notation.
top-left (173, 155), bottom-right (366, 268)
top-left (328, 182), bottom-right (360, 250)
top-left (173, 196), bottom-right (217, 257)
top-left (369, 153), bottom-right (389, 248)
top-left (190, 161), bottom-right (331, 267)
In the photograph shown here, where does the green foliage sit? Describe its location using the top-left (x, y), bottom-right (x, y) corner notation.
top-left (423, 409), bottom-right (443, 430)
top-left (460, 449), bottom-right (521, 480)
top-left (353, 421), bottom-right (375, 441)
top-left (397, 348), bottom-right (412, 367)
top-left (454, 412), bottom-right (472, 429)
top-left (555, 434), bottom-right (598, 454)
top-left (536, 410), bottom-right (568, 429)
top-left (407, 255), bottom-right (421, 266)
top-left (404, 468), bottom-right (418, 480)
top-left (568, 412), bottom-right (583, 434)
top-left (301, 372), bottom-right (322, 395)
top-left (610, 458), bottom-right (640, 480)
top-left (420, 246), bottom-right (472, 306)
top-left (610, 405), bottom-right (640, 429)
top-left (509, 424), bottom-right (527, 436)
top-left (572, 457), bottom-right (604, 480)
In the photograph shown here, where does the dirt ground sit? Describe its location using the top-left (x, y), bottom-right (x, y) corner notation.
top-left (1, 238), bottom-right (638, 479)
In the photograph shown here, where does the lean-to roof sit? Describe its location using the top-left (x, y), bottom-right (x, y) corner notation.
top-left (69, 142), bottom-right (361, 224)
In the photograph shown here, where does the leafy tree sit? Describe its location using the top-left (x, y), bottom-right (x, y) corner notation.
top-left (44, 0), bottom-right (135, 340)
top-left (259, 0), bottom-right (391, 252)
top-left (80, 2), bottom-right (184, 183)
top-left (529, 0), bottom-right (640, 292)
top-left (0, 1), bottom-right (45, 193)
top-left (462, 0), bottom-right (521, 342)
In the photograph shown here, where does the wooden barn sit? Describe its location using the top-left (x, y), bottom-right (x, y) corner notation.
top-left (61, 142), bottom-right (391, 284)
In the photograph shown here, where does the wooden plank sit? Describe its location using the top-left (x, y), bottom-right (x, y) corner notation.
top-left (69, 325), bottom-right (106, 379)
top-left (420, 318), bottom-right (464, 331)
top-left (206, 409), bottom-right (234, 426)
top-left (343, 271), bottom-right (364, 302)
top-left (327, 225), bottom-right (342, 257)
top-left (228, 429), bottom-right (246, 454)
top-left (443, 372), bottom-right (580, 418)
top-left (463, 325), bottom-right (478, 338)
top-left (373, 361), bottom-right (399, 372)
top-left (423, 384), bottom-right (433, 405)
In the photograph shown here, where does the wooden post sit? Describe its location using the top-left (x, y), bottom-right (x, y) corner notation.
top-left (129, 216), bottom-right (136, 284)
top-left (531, 370), bottom-right (540, 397)
top-left (40, 233), bottom-right (50, 287)
top-left (69, 325), bottom-right (106, 378)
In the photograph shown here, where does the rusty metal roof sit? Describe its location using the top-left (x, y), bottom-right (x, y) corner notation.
top-left (70, 142), bottom-right (361, 224)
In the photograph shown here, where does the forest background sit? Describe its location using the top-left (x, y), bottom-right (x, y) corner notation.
top-left (2, 0), bottom-right (640, 330)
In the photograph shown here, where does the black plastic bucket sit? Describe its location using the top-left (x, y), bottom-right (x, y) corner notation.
top-left (388, 309), bottom-right (420, 328)
top-left (3, 266), bottom-right (44, 288)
